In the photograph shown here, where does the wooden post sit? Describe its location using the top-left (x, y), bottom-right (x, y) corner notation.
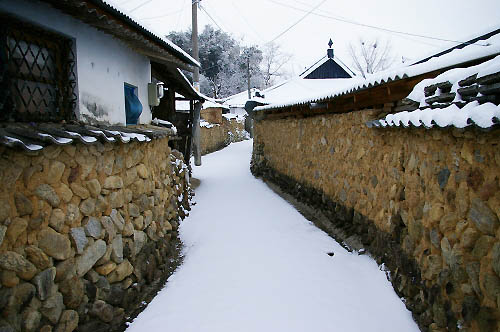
top-left (192, 101), bottom-right (202, 166)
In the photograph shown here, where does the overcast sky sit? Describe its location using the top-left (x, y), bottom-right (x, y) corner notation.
top-left (110, 0), bottom-right (500, 76)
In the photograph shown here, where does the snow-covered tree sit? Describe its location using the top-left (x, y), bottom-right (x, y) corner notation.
top-left (167, 26), bottom-right (264, 99)
top-left (348, 38), bottom-right (396, 78)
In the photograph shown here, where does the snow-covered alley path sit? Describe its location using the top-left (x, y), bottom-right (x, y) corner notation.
top-left (126, 140), bottom-right (420, 332)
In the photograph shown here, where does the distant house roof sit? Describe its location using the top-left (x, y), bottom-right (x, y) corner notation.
top-left (302, 58), bottom-right (353, 79)
top-left (176, 94), bottom-right (228, 112)
top-left (223, 88), bottom-right (264, 108)
top-left (299, 40), bottom-right (355, 79)
top-left (224, 41), bottom-right (356, 110)
top-left (39, 0), bottom-right (200, 70)
top-left (204, 99), bottom-right (230, 110)
top-left (255, 26), bottom-right (500, 113)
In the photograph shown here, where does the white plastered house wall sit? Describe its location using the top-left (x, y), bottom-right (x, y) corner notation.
top-left (0, 0), bottom-right (153, 125)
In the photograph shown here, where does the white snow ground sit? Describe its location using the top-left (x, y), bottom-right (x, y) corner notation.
top-left (126, 140), bottom-right (420, 332)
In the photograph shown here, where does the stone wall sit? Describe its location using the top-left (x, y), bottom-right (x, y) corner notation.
top-left (200, 117), bottom-right (248, 155)
top-left (0, 137), bottom-right (192, 332)
top-left (252, 109), bottom-right (500, 332)
top-left (200, 108), bottom-right (222, 124)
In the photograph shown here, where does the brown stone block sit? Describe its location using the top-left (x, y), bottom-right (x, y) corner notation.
top-left (96, 262), bottom-right (116, 276)
top-left (439, 213), bottom-right (458, 233)
top-left (6, 217), bottom-right (28, 245)
top-left (55, 184), bottom-right (72, 205)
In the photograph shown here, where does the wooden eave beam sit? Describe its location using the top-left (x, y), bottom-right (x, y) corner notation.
top-left (258, 70), bottom-right (442, 121)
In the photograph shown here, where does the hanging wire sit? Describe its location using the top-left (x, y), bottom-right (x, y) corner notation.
top-left (266, 0), bottom-right (490, 47)
top-left (138, 8), bottom-right (184, 20)
top-left (129, 0), bottom-right (153, 13)
top-left (199, 4), bottom-right (224, 31)
top-left (267, 0), bottom-right (327, 44)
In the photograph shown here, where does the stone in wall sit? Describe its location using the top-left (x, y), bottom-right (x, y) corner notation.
top-left (0, 138), bottom-right (193, 332)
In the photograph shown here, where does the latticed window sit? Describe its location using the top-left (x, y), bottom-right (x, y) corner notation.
top-left (0, 14), bottom-right (77, 122)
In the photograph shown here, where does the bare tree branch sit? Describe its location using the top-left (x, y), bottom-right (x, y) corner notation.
top-left (348, 38), bottom-right (395, 78)
top-left (262, 42), bottom-right (292, 88)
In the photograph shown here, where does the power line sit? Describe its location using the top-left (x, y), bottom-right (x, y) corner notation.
top-left (199, 4), bottom-right (224, 31)
top-left (118, 0), bottom-right (139, 6)
top-left (176, 0), bottom-right (188, 30)
top-left (285, 1), bottom-right (441, 49)
top-left (231, 1), bottom-right (266, 43)
top-left (268, 0), bottom-right (327, 44)
top-left (289, 0), bottom-right (351, 21)
top-left (201, 2), bottom-right (241, 36)
top-left (129, 0), bottom-right (153, 13)
top-left (202, 3), bottom-right (229, 31)
top-left (139, 8), bottom-right (185, 20)
top-left (266, 0), bottom-right (490, 47)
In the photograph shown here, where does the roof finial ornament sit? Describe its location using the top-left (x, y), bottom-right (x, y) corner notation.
top-left (327, 38), bottom-right (334, 59)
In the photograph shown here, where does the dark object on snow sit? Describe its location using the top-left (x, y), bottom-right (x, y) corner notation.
top-left (244, 100), bottom-right (267, 138)
top-left (244, 100), bottom-right (267, 117)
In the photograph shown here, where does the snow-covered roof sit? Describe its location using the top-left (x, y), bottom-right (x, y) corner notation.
top-left (223, 88), bottom-right (263, 108)
top-left (203, 99), bottom-right (230, 110)
top-left (255, 28), bottom-right (500, 113)
top-left (43, 0), bottom-right (199, 68)
top-left (260, 77), bottom-right (354, 107)
top-left (412, 25), bottom-right (500, 66)
top-left (176, 93), bottom-right (228, 111)
top-left (200, 119), bottom-right (219, 129)
top-left (367, 55), bottom-right (500, 129)
top-left (101, 0), bottom-right (199, 67)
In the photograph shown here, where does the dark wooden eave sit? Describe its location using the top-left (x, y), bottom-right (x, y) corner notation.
top-left (256, 53), bottom-right (500, 121)
top-left (151, 63), bottom-right (203, 101)
top-left (255, 72), bottom-right (438, 121)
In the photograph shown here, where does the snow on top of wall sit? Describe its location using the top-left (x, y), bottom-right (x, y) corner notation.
top-left (223, 113), bottom-right (237, 120)
top-left (408, 55), bottom-right (500, 107)
top-left (368, 55), bottom-right (500, 130)
top-left (152, 118), bottom-right (178, 135)
top-left (222, 113), bottom-right (246, 123)
top-left (255, 30), bottom-right (500, 112)
top-left (102, 0), bottom-right (199, 67)
top-left (204, 99), bottom-right (229, 110)
top-left (0, 123), bottom-right (175, 152)
top-left (371, 103), bottom-right (500, 129)
top-left (200, 119), bottom-right (219, 129)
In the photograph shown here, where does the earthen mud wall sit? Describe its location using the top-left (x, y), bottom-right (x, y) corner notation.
top-left (201, 118), bottom-right (248, 155)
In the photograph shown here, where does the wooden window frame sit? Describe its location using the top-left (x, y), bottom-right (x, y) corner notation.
top-left (0, 14), bottom-right (77, 122)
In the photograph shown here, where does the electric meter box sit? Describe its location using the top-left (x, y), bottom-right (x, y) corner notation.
top-left (148, 82), bottom-right (164, 106)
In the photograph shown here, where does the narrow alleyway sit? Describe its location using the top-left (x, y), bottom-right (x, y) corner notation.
top-left (126, 140), bottom-right (419, 332)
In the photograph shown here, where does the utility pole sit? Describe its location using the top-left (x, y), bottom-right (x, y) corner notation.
top-left (192, 0), bottom-right (200, 91)
top-left (247, 55), bottom-right (251, 99)
top-left (192, 0), bottom-right (201, 166)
